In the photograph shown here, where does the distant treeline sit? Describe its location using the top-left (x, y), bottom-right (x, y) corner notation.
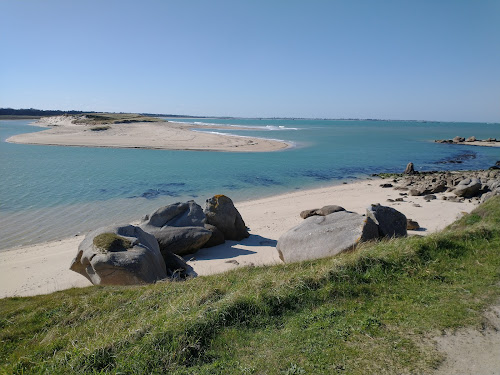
top-left (0, 108), bottom-right (89, 117)
top-left (0, 108), bottom-right (209, 118)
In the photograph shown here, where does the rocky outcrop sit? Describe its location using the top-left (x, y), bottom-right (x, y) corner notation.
top-left (435, 136), bottom-right (500, 144)
top-left (404, 162), bottom-right (416, 175)
top-left (70, 225), bottom-right (167, 285)
top-left (453, 178), bottom-right (482, 198)
top-left (203, 224), bottom-right (225, 247)
top-left (389, 167), bottom-right (500, 201)
top-left (277, 211), bottom-right (379, 263)
top-left (204, 195), bottom-right (249, 241)
top-left (366, 204), bottom-right (407, 238)
top-left (141, 201), bottom-right (205, 228)
top-left (300, 205), bottom-right (345, 219)
top-left (140, 201), bottom-right (212, 255)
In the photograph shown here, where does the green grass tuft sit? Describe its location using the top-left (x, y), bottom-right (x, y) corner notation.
top-left (1, 197), bottom-right (500, 374)
top-left (93, 233), bottom-right (132, 253)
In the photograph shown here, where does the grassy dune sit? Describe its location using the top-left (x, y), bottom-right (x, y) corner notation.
top-left (77, 113), bottom-right (165, 125)
top-left (1, 197), bottom-right (500, 374)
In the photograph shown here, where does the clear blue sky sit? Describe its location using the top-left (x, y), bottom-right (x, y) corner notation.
top-left (1, 0), bottom-right (499, 122)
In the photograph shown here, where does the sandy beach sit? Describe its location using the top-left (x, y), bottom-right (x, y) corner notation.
top-left (6, 117), bottom-right (290, 152)
top-left (0, 178), bottom-right (478, 299)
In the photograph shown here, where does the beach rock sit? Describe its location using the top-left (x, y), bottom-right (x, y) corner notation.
top-left (407, 219), bottom-right (420, 230)
top-left (141, 201), bottom-right (206, 228)
top-left (447, 196), bottom-right (464, 203)
top-left (380, 183), bottom-right (393, 188)
top-left (485, 138), bottom-right (497, 142)
top-left (203, 224), bottom-right (225, 247)
top-left (317, 205), bottom-right (346, 215)
top-left (481, 188), bottom-right (500, 204)
top-left (161, 251), bottom-right (193, 279)
top-left (139, 201), bottom-right (212, 255)
top-left (70, 225), bottom-right (167, 286)
top-left (366, 204), bottom-right (407, 238)
top-left (424, 194), bottom-right (437, 201)
top-left (276, 211), bottom-right (379, 263)
top-left (466, 136), bottom-right (476, 142)
top-left (429, 181), bottom-right (447, 193)
top-left (453, 178), bottom-right (482, 198)
top-left (204, 195), bottom-right (249, 241)
top-left (147, 226), bottom-right (212, 256)
top-left (453, 136), bottom-right (465, 143)
top-left (301, 205), bottom-right (346, 219)
top-left (404, 162), bottom-right (416, 175)
top-left (300, 208), bottom-right (319, 219)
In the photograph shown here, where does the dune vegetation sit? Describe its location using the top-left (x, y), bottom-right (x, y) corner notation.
top-left (1, 197), bottom-right (500, 374)
top-left (77, 113), bottom-right (165, 125)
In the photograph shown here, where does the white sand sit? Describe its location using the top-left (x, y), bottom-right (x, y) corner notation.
top-left (6, 117), bottom-right (289, 152)
top-left (0, 179), bottom-right (478, 299)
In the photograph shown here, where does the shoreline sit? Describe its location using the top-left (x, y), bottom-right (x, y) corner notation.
top-left (0, 177), bottom-right (480, 299)
top-left (6, 118), bottom-right (291, 152)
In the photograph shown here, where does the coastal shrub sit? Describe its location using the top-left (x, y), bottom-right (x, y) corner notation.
top-left (1, 197), bottom-right (500, 374)
top-left (92, 233), bottom-right (132, 253)
top-left (90, 125), bottom-right (111, 131)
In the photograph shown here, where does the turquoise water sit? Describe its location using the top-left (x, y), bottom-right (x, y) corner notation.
top-left (1, 118), bottom-right (499, 250)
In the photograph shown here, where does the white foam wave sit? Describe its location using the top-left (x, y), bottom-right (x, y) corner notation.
top-left (169, 120), bottom-right (300, 131)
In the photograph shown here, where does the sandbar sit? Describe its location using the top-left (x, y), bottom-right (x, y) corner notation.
top-left (6, 117), bottom-right (290, 152)
top-left (0, 178), bottom-right (478, 298)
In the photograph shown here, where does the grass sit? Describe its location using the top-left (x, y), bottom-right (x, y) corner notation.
top-left (93, 233), bottom-right (132, 253)
top-left (1, 197), bottom-right (500, 374)
top-left (77, 113), bottom-right (165, 125)
top-left (90, 125), bottom-right (111, 132)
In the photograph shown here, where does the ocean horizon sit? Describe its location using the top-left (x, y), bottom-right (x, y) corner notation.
top-left (1, 118), bottom-right (499, 251)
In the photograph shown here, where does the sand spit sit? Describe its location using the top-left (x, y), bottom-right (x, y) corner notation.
top-left (6, 115), bottom-right (290, 152)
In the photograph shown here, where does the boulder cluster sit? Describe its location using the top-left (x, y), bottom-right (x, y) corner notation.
top-left (393, 163), bottom-right (500, 203)
top-left (70, 195), bottom-right (249, 286)
top-left (435, 136), bottom-right (499, 144)
top-left (277, 203), bottom-right (407, 263)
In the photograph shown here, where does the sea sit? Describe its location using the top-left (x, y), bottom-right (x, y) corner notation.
top-left (1, 118), bottom-right (499, 251)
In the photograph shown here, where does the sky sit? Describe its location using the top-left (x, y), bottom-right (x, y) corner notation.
top-left (1, 0), bottom-right (499, 122)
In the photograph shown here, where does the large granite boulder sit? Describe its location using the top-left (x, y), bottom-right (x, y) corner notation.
top-left (366, 204), bottom-right (407, 238)
top-left (142, 225), bottom-right (212, 256)
top-left (141, 201), bottom-right (205, 228)
top-left (204, 195), bottom-right (249, 241)
top-left (453, 178), bottom-right (482, 198)
top-left (140, 201), bottom-right (212, 255)
top-left (70, 225), bottom-right (167, 285)
top-left (276, 211), bottom-right (379, 263)
top-left (203, 224), bottom-right (226, 247)
top-left (300, 205), bottom-right (345, 219)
